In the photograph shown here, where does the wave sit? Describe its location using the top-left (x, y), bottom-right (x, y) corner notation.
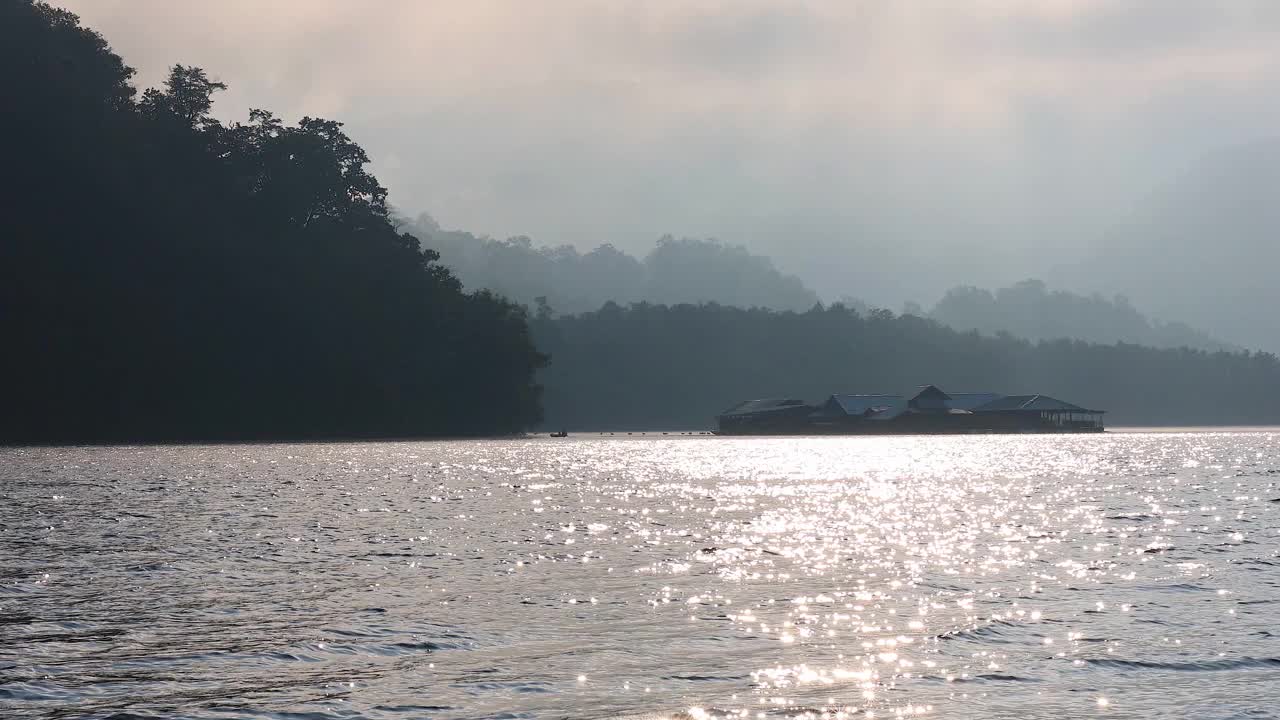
top-left (1085, 657), bottom-right (1280, 672)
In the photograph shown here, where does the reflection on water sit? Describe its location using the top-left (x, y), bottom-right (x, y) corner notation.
top-left (2, 432), bottom-right (1279, 719)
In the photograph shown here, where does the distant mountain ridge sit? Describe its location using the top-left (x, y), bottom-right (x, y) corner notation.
top-left (411, 213), bottom-right (1237, 354)
top-left (928, 279), bottom-right (1236, 353)
top-left (407, 213), bottom-right (821, 314)
top-left (1054, 139), bottom-right (1280, 353)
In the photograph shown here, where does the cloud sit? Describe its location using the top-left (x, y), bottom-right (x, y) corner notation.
top-left (60, 2), bottom-right (1279, 126)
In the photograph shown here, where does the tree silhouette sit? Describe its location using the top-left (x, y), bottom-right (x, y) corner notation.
top-left (532, 303), bottom-right (1280, 430)
top-left (409, 215), bottom-right (821, 314)
top-left (0, 1), bottom-right (545, 443)
top-left (930, 280), bottom-right (1234, 352)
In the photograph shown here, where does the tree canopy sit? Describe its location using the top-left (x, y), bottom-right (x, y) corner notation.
top-left (409, 214), bottom-right (1231, 354)
top-left (408, 214), bottom-right (821, 315)
top-left (532, 303), bottom-right (1280, 430)
top-left (929, 280), bottom-right (1235, 353)
top-left (0, 1), bottom-right (544, 443)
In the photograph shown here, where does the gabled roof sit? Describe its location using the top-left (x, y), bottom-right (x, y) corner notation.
top-left (947, 392), bottom-right (1005, 411)
top-left (824, 394), bottom-right (907, 419)
top-left (719, 398), bottom-right (809, 417)
top-left (972, 394), bottom-right (1103, 413)
top-left (913, 384), bottom-right (951, 400)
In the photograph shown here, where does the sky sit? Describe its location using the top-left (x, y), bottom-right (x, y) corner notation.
top-left (57, 1), bottom-right (1280, 344)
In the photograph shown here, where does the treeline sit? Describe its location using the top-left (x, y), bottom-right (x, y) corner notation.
top-left (408, 214), bottom-right (820, 314)
top-left (532, 303), bottom-right (1280, 429)
top-left (0, 2), bottom-right (544, 443)
top-left (929, 279), bottom-right (1234, 352)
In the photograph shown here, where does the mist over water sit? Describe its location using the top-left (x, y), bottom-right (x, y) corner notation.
top-left (4, 432), bottom-right (1280, 719)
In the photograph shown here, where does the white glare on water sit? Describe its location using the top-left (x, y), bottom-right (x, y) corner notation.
top-left (1, 431), bottom-right (1279, 719)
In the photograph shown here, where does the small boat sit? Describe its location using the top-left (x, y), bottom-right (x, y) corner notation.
top-left (549, 430), bottom-right (568, 438)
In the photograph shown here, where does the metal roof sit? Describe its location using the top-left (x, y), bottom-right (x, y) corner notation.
top-left (912, 385), bottom-right (952, 399)
top-left (947, 392), bottom-right (1005, 411)
top-left (825, 394), bottom-right (907, 419)
top-left (972, 394), bottom-right (1103, 413)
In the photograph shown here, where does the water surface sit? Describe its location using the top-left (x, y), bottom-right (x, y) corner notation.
top-left (3, 431), bottom-right (1279, 719)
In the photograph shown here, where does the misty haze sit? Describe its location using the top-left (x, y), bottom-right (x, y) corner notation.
top-left (51, 0), bottom-right (1280, 354)
top-left (5, 2), bottom-right (1280, 719)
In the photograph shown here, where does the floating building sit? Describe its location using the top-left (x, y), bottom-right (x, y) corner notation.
top-left (716, 385), bottom-right (1104, 435)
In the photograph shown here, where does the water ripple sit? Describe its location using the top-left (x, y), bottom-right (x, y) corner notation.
top-left (2, 430), bottom-right (1280, 718)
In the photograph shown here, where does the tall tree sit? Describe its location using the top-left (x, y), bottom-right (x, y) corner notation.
top-left (0, 1), bottom-right (545, 443)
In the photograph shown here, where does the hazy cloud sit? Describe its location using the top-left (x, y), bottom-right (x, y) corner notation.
top-left (55, 1), bottom-right (1280, 339)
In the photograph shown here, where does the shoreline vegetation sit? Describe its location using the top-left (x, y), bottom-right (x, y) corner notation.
top-left (6, 426), bottom-right (1279, 451)
top-left (2, 2), bottom-right (545, 444)
top-left (532, 303), bottom-right (1280, 431)
top-left (5, 1), bottom-right (1280, 445)
top-left (413, 215), bottom-right (1236, 354)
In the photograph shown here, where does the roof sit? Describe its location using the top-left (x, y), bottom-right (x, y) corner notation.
top-left (824, 394), bottom-right (907, 419)
top-left (947, 392), bottom-right (1005, 411)
top-left (972, 394), bottom-right (1103, 413)
top-left (913, 385), bottom-right (952, 400)
top-left (908, 384), bottom-right (954, 411)
top-left (719, 398), bottom-right (810, 417)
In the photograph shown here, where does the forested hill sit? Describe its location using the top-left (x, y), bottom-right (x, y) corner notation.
top-left (531, 303), bottom-right (1280, 430)
top-left (929, 280), bottom-right (1235, 352)
top-left (411, 214), bottom-right (1231, 354)
top-left (1, 2), bottom-right (544, 443)
top-left (407, 214), bottom-right (821, 314)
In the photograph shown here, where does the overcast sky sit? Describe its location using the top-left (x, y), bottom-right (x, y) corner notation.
top-left (58, 1), bottom-right (1280, 311)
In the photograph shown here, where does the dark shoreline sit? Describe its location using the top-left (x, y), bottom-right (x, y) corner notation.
top-left (9, 424), bottom-right (1280, 449)
top-left (0, 432), bottom-right (534, 450)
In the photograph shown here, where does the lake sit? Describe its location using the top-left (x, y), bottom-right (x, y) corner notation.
top-left (3, 431), bottom-right (1279, 719)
